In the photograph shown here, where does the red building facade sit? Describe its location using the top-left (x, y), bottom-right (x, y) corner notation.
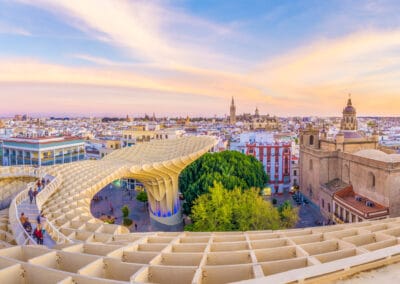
top-left (245, 143), bottom-right (292, 194)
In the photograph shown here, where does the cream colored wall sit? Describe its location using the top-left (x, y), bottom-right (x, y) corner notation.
top-left (343, 141), bottom-right (377, 153)
top-left (105, 140), bottom-right (121, 150)
top-left (341, 153), bottom-right (391, 207)
top-left (388, 173), bottom-right (400, 216)
top-left (300, 146), bottom-right (338, 205)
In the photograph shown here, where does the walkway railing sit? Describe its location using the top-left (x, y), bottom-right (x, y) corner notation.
top-left (36, 174), bottom-right (58, 209)
top-left (9, 182), bottom-right (38, 245)
top-left (36, 174), bottom-right (73, 244)
top-left (8, 168), bottom-right (72, 245)
top-left (0, 166), bottom-right (44, 179)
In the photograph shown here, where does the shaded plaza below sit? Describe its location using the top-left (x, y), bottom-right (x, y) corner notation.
top-left (90, 182), bottom-right (184, 232)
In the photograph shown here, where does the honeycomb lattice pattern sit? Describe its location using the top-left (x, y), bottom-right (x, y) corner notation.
top-left (0, 219), bottom-right (400, 283)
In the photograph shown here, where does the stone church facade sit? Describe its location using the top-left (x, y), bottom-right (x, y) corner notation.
top-left (299, 97), bottom-right (400, 223)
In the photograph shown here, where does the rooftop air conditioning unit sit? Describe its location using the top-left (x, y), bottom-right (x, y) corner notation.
top-left (366, 201), bottom-right (374, 207)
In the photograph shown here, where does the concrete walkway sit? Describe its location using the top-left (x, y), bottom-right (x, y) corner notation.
top-left (17, 199), bottom-right (55, 248)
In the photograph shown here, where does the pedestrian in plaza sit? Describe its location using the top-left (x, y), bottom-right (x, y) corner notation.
top-left (109, 201), bottom-right (114, 214)
top-left (28, 188), bottom-right (34, 204)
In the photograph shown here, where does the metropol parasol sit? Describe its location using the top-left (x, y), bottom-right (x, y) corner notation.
top-left (0, 136), bottom-right (399, 283)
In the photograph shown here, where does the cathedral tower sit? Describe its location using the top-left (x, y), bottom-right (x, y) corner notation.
top-left (340, 95), bottom-right (358, 131)
top-left (230, 97), bottom-right (236, 125)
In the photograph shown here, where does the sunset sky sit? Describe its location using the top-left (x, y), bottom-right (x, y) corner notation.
top-left (1, 0), bottom-right (400, 117)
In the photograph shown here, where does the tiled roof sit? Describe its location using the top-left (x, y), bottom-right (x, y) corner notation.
top-left (334, 186), bottom-right (389, 217)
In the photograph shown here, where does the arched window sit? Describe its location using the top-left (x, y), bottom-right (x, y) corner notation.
top-left (328, 203), bottom-right (331, 213)
top-left (309, 159), bottom-right (313, 170)
top-left (368, 172), bottom-right (376, 189)
top-left (322, 199), bottom-right (325, 208)
top-left (309, 135), bottom-right (314, 145)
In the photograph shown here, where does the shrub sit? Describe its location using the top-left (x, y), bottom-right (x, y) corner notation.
top-left (123, 218), bottom-right (133, 226)
top-left (121, 205), bottom-right (130, 218)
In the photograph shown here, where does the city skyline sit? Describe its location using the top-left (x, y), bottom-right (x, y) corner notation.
top-left (1, 0), bottom-right (400, 116)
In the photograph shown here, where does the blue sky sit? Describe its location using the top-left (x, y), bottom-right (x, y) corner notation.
top-left (1, 0), bottom-right (400, 116)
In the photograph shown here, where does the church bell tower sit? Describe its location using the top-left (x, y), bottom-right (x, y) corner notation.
top-left (230, 97), bottom-right (236, 125)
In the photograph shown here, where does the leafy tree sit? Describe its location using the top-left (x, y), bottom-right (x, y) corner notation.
top-left (121, 205), bottom-right (133, 226)
top-left (189, 182), bottom-right (285, 232)
top-left (179, 151), bottom-right (268, 214)
top-left (278, 201), bottom-right (299, 228)
top-left (121, 205), bottom-right (130, 218)
top-left (123, 218), bottom-right (133, 226)
top-left (136, 191), bottom-right (148, 205)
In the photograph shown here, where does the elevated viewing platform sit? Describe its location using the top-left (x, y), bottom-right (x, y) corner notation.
top-left (1, 136), bottom-right (400, 283)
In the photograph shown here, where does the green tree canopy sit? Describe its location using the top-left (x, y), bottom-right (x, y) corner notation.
top-left (121, 205), bottom-right (130, 218)
top-left (189, 182), bottom-right (298, 231)
top-left (179, 151), bottom-right (268, 214)
top-left (278, 201), bottom-right (299, 229)
top-left (136, 191), bottom-right (148, 205)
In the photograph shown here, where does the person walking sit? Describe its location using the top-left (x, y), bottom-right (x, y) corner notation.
top-left (20, 212), bottom-right (27, 224)
top-left (34, 224), bottom-right (43, 245)
top-left (23, 218), bottom-right (32, 235)
top-left (33, 189), bottom-right (38, 204)
top-left (109, 201), bottom-right (114, 214)
top-left (28, 188), bottom-right (34, 204)
top-left (39, 213), bottom-right (47, 228)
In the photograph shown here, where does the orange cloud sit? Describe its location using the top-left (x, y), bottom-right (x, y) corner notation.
top-left (251, 29), bottom-right (400, 115)
top-left (0, 58), bottom-right (268, 104)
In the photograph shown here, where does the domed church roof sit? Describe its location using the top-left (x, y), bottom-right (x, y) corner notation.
top-left (343, 96), bottom-right (356, 114)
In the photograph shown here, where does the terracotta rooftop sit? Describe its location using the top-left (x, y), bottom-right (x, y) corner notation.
top-left (334, 186), bottom-right (389, 218)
